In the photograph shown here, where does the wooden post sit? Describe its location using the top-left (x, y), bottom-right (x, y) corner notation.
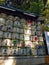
top-left (45, 55), bottom-right (49, 63)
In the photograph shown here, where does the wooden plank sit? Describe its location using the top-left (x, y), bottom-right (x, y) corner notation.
top-left (45, 55), bottom-right (49, 63)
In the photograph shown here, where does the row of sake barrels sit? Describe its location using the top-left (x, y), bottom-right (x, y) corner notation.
top-left (0, 13), bottom-right (42, 26)
top-left (0, 38), bottom-right (44, 49)
top-left (0, 32), bottom-right (43, 41)
top-left (0, 47), bottom-right (45, 56)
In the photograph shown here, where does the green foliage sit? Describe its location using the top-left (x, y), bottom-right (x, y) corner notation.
top-left (0, 0), bottom-right (5, 4)
top-left (28, 2), bottom-right (38, 13)
top-left (21, 2), bottom-right (28, 11)
top-left (21, 0), bottom-right (44, 15)
top-left (41, 6), bottom-right (49, 32)
top-left (13, 0), bottom-right (44, 15)
top-left (0, 0), bottom-right (44, 15)
top-left (42, 24), bottom-right (49, 32)
top-left (20, 0), bottom-right (30, 11)
top-left (47, 0), bottom-right (49, 5)
top-left (37, 0), bottom-right (44, 14)
top-left (28, 0), bottom-right (44, 14)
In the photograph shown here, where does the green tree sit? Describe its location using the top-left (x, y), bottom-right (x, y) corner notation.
top-left (29, 2), bottom-right (38, 13)
top-left (21, 2), bottom-right (27, 11)
top-left (21, 0), bottom-right (30, 11)
top-left (28, 0), bottom-right (44, 15)
top-left (41, 5), bottom-right (49, 31)
top-left (47, 0), bottom-right (49, 4)
top-left (11, 0), bottom-right (44, 15)
top-left (0, 0), bottom-right (5, 4)
top-left (37, 0), bottom-right (44, 15)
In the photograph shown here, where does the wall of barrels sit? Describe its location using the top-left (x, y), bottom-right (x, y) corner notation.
top-left (0, 13), bottom-right (46, 56)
